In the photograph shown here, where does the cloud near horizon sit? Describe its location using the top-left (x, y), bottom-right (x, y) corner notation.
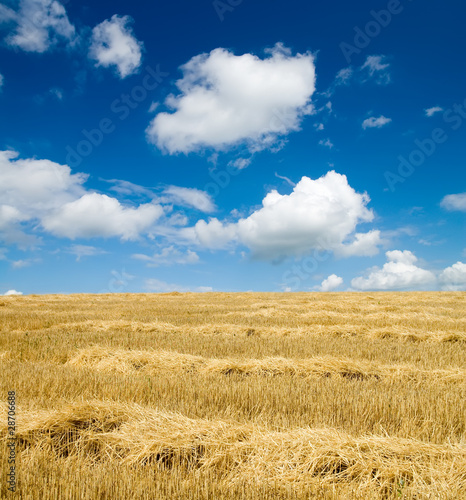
top-left (183, 171), bottom-right (383, 261)
top-left (0, 150), bottom-right (206, 245)
top-left (351, 250), bottom-right (466, 291)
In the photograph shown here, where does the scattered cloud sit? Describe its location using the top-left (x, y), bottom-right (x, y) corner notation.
top-left (11, 258), bottom-right (39, 269)
top-left (34, 86), bottom-right (64, 104)
top-left (361, 55), bottom-right (390, 84)
top-left (162, 186), bottom-right (215, 213)
top-left (144, 278), bottom-right (212, 293)
top-left (65, 244), bottom-right (108, 261)
top-left (0, 73), bottom-right (3, 91)
top-left (227, 157), bottom-right (252, 170)
top-left (335, 67), bottom-right (353, 86)
top-left (184, 171), bottom-right (382, 261)
top-left (327, 55), bottom-right (390, 96)
top-left (319, 274), bottom-right (343, 291)
top-left (318, 138), bottom-right (334, 148)
top-left (425, 106), bottom-right (443, 117)
top-left (132, 246), bottom-right (199, 267)
top-left (351, 250), bottom-right (436, 290)
top-left (314, 123), bottom-right (324, 131)
top-left (439, 261), bottom-right (466, 291)
top-left (147, 43), bottom-right (316, 154)
top-left (440, 193), bottom-right (466, 212)
top-left (4, 289), bottom-right (23, 296)
top-left (362, 115), bottom-right (392, 130)
top-left (1, 0), bottom-right (76, 53)
top-left (89, 15), bottom-right (143, 79)
top-left (102, 179), bottom-right (155, 199)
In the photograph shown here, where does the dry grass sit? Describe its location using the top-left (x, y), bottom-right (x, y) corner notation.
top-left (67, 345), bottom-right (466, 382)
top-left (0, 292), bottom-right (465, 499)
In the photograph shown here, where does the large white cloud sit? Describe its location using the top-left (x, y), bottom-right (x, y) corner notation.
top-left (351, 250), bottom-right (436, 290)
top-left (185, 171), bottom-right (382, 260)
top-left (439, 262), bottom-right (466, 291)
top-left (41, 193), bottom-right (162, 240)
top-left (89, 15), bottom-right (143, 79)
top-left (0, 151), bottom-right (163, 244)
top-left (0, 150), bottom-right (86, 214)
top-left (147, 43), bottom-right (316, 154)
top-left (440, 193), bottom-right (466, 212)
top-left (0, 0), bottom-right (75, 53)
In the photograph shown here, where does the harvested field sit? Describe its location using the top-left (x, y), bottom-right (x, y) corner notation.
top-left (1, 292), bottom-right (465, 499)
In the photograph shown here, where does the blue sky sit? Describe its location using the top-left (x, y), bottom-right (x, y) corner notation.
top-left (0, 0), bottom-right (465, 294)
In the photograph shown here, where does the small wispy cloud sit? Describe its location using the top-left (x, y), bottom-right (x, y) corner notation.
top-left (425, 106), bottom-right (443, 117)
top-left (319, 138), bottom-right (334, 148)
top-left (274, 172), bottom-right (296, 187)
top-left (66, 245), bottom-right (108, 262)
top-left (362, 115), bottom-right (392, 129)
top-left (132, 246), bottom-right (199, 267)
top-left (145, 278), bottom-right (212, 293)
top-left (361, 55), bottom-right (390, 84)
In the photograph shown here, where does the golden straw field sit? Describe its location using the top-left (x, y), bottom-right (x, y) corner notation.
top-left (1, 292), bottom-right (465, 499)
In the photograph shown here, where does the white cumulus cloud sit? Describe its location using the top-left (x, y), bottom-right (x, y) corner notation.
top-left (1, 0), bottom-right (75, 53)
top-left (351, 250), bottom-right (436, 291)
top-left (0, 150), bottom-right (164, 244)
top-left (4, 290), bottom-right (23, 296)
top-left (440, 193), bottom-right (466, 212)
top-left (41, 193), bottom-right (163, 240)
top-left (362, 115), bottom-right (392, 129)
top-left (320, 274), bottom-right (343, 292)
top-left (439, 262), bottom-right (466, 291)
top-left (89, 15), bottom-right (143, 79)
top-left (185, 171), bottom-right (382, 261)
top-left (147, 43), bottom-right (316, 154)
